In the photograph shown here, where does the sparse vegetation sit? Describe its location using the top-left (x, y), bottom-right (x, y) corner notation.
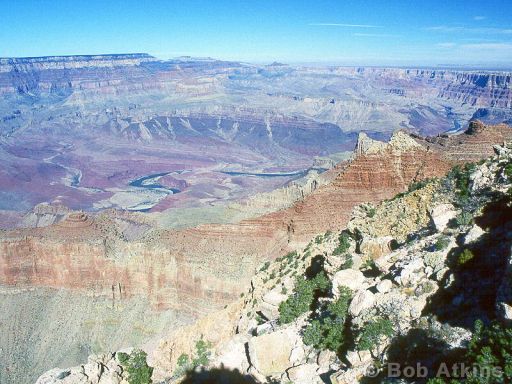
top-left (278, 272), bottom-right (331, 324)
top-left (447, 163), bottom-right (477, 204)
top-left (117, 350), bottom-right (153, 384)
top-left (303, 287), bottom-right (353, 352)
top-left (259, 261), bottom-right (270, 272)
top-left (173, 338), bottom-right (212, 378)
top-left (434, 236), bottom-right (450, 251)
top-left (457, 248), bottom-right (475, 265)
top-left (408, 179), bottom-right (430, 193)
top-left (456, 210), bottom-right (474, 227)
top-left (333, 232), bottom-right (351, 255)
top-left (427, 320), bottom-right (512, 383)
top-left (360, 258), bottom-right (383, 278)
top-left (504, 162), bottom-right (512, 179)
top-left (175, 353), bottom-right (191, 378)
top-left (357, 318), bottom-right (394, 353)
top-left (340, 254), bottom-right (354, 270)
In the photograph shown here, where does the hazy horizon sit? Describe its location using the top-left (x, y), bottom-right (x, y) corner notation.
top-left (3, 0), bottom-right (512, 68)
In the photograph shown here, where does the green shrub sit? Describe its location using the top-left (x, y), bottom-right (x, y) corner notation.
top-left (358, 318), bottom-right (394, 353)
top-left (192, 338), bottom-right (212, 367)
top-left (173, 338), bottom-right (212, 378)
top-left (340, 254), bottom-right (354, 270)
top-left (465, 320), bottom-right (512, 382)
top-left (302, 287), bottom-right (352, 352)
top-left (303, 319), bottom-right (324, 347)
top-left (367, 207), bottom-right (376, 218)
top-left (259, 261), bottom-right (270, 272)
top-left (117, 350), bottom-right (153, 384)
top-left (428, 320), bottom-right (512, 383)
top-left (447, 163), bottom-right (477, 204)
top-left (408, 179), bottom-right (430, 193)
top-left (458, 249), bottom-right (475, 265)
top-left (434, 236), bottom-right (450, 251)
top-left (284, 251), bottom-right (296, 263)
top-left (456, 210), bottom-right (474, 227)
top-left (333, 232), bottom-right (351, 256)
top-left (504, 163), bottom-right (512, 179)
top-left (174, 354), bottom-right (190, 378)
top-left (315, 235), bottom-right (323, 244)
top-left (278, 272), bottom-right (331, 324)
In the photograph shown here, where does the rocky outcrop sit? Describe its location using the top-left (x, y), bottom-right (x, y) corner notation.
top-left (420, 120), bottom-right (512, 162)
top-left (35, 353), bottom-right (128, 384)
top-left (19, 203), bottom-right (70, 228)
top-left (4, 123), bottom-right (512, 383)
top-left (135, 142), bottom-right (512, 383)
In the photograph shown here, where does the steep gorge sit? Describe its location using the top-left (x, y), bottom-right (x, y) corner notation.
top-left (2, 122), bottom-right (512, 382)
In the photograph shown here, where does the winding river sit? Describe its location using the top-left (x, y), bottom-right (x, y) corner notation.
top-left (129, 172), bottom-right (181, 194)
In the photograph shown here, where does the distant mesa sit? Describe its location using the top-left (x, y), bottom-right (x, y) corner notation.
top-left (0, 52), bottom-right (155, 62)
top-left (268, 61), bottom-right (288, 66)
top-left (57, 212), bottom-right (93, 228)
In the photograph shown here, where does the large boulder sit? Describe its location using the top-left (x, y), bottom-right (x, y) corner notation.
top-left (248, 330), bottom-right (296, 376)
top-left (395, 258), bottom-right (425, 286)
top-left (376, 279), bottom-right (393, 293)
top-left (287, 363), bottom-right (321, 384)
top-left (262, 289), bottom-right (288, 307)
top-left (463, 224), bottom-right (485, 244)
top-left (359, 236), bottom-right (395, 260)
top-left (349, 290), bottom-right (375, 317)
top-left (213, 335), bottom-right (250, 373)
top-left (332, 269), bottom-right (366, 296)
top-left (430, 204), bottom-right (457, 232)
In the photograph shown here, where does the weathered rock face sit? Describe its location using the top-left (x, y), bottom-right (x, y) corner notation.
top-left (149, 143), bottom-right (512, 383)
top-left (35, 141), bottom-right (512, 384)
top-left (151, 301), bottom-right (243, 381)
top-left (248, 330), bottom-right (298, 377)
top-left (0, 54), bottom-right (157, 95)
top-left (420, 120), bottom-right (512, 162)
top-left (35, 353), bottom-right (127, 384)
top-left (439, 72), bottom-right (512, 108)
top-left (3, 122), bottom-right (512, 383)
top-left (2, 123), bottom-right (512, 311)
top-left (259, 129), bottom-right (452, 245)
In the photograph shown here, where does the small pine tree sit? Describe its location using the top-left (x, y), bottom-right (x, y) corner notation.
top-left (117, 350), bottom-right (153, 384)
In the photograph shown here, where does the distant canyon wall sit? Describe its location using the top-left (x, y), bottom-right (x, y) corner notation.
top-left (3, 123), bottom-right (511, 316)
top-left (0, 55), bottom-right (510, 110)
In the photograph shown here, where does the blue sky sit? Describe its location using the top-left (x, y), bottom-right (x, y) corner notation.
top-left (2, 0), bottom-right (512, 67)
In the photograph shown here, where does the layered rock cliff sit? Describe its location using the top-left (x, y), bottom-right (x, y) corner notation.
top-left (2, 123), bottom-right (511, 312)
top-left (3, 122), bottom-right (512, 383)
top-left (40, 138), bottom-right (512, 384)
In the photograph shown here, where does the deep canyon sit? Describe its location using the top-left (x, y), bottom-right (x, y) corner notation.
top-left (1, 54), bottom-right (512, 383)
